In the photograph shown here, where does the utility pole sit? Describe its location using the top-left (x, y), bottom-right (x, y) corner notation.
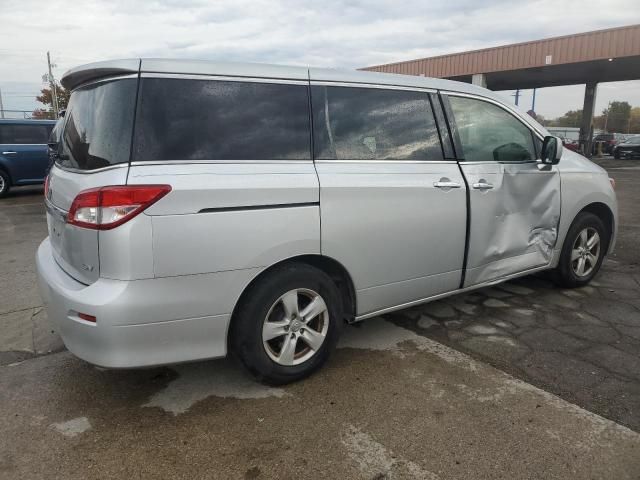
top-left (0, 87), bottom-right (4, 119)
top-left (47, 51), bottom-right (59, 118)
top-left (512, 89), bottom-right (521, 106)
top-left (603, 101), bottom-right (611, 132)
top-left (531, 88), bottom-right (537, 112)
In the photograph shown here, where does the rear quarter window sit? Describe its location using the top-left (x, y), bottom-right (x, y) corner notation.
top-left (133, 78), bottom-right (311, 161)
top-left (57, 78), bottom-right (137, 170)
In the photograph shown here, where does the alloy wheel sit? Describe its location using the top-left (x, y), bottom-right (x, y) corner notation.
top-left (262, 288), bottom-right (329, 366)
top-left (571, 227), bottom-right (600, 277)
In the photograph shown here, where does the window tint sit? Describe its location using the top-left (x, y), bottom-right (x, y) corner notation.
top-left (133, 79), bottom-right (311, 161)
top-left (311, 86), bottom-right (443, 160)
top-left (449, 96), bottom-right (536, 162)
top-left (0, 124), bottom-right (50, 144)
top-left (58, 78), bottom-right (136, 170)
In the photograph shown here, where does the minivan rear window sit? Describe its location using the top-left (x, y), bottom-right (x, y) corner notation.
top-left (57, 78), bottom-right (136, 170)
top-left (133, 78), bottom-right (311, 161)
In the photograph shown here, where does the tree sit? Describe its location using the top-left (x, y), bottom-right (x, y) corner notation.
top-left (32, 81), bottom-right (70, 119)
top-left (629, 107), bottom-right (640, 134)
top-left (552, 109), bottom-right (583, 128)
top-left (602, 101), bottom-right (631, 133)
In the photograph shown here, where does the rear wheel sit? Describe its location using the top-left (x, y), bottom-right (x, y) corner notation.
top-left (0, 170), bottom-right (10, 198)
top-left (553, 212), bottom-right (607, 288)
top-left (231, 263), bottom-right (343, 385)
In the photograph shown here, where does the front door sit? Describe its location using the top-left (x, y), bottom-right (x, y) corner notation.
top-left (445, 94), bottom-right (561, 287)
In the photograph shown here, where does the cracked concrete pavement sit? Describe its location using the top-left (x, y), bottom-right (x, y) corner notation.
top-left (1, 159), bottom-right (640, 478)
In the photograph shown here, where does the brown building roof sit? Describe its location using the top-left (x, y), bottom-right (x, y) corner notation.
top-left (362, 24), bottom-right (640, 90)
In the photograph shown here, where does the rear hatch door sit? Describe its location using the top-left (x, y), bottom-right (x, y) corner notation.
top-left (46, 77), bottom-right (138, 284)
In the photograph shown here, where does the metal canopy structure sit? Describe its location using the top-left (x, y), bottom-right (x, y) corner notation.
top-left (363, 24), bottom-right (640, 154)
top-left (363, 24), bottom-right (640, 89)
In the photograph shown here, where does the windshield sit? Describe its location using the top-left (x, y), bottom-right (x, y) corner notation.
top-left (57, 78), bottom-right (136, 170)
top-left (622, 136), bottom-right (640, 144)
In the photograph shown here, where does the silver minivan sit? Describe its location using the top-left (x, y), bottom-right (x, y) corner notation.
top-left (37, 59), bottom-right (617, 384)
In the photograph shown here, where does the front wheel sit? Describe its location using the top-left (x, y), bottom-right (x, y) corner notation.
top-left (553, 212), bottom-right (607, 288)
top-left (231, 263), bottom-right (343, 385)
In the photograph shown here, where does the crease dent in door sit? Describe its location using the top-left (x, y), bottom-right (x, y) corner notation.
top-left (481, 167), bottom-right (559, 277)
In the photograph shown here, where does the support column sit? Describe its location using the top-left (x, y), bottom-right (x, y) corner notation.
top-left (471, 73), bottom-right (487, 88)
top-left (579, 82), bottom-right (598, 157)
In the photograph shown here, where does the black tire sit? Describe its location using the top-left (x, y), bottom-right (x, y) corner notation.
top-left (553, 212), bottom-right (608, 288)
top-left (0, 170), bottom-right (10, 198)
top-left (613, 150), bottom-right (620, 159)
top-left (230, 263), bottom-right (343, 385)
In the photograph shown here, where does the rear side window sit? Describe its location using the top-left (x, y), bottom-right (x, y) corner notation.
top-left (449, 96), bottom-right (536, 163)
top-left (133, 79), bottom-right (311, 161)
top-left (0, 124), bottom-right (50, 144)
top-left (58, 78), bottom-right (137, 170)
top-left (311, 86), bottom-right (443, 161)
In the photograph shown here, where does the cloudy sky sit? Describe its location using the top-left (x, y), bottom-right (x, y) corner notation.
top-left (1, 0), bottom-right (639, 118)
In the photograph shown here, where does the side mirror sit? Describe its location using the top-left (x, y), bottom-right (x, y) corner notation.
top-left (540, 135), bottom-right (562, 165)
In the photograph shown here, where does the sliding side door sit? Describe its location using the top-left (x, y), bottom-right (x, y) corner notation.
top-left (311, 83), bottom-right (467, 317)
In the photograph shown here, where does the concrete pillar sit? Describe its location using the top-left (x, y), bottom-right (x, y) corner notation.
top-left (579, 82), bottom-right (598, 157)
top-left (471, 73), bottom-right (487, 88)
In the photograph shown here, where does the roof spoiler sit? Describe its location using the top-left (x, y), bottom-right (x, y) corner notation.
top-left (61, 59), bottom-right (140, 90)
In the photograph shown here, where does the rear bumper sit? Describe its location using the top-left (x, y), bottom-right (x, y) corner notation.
top-left (36, 237), bottom-right (256, 368)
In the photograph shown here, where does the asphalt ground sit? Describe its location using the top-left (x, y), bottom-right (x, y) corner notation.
top-left (1, 158), bottom-right (639, 479)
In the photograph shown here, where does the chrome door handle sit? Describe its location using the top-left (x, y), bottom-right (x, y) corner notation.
top-left (433, 181), bottom-right (461, 189)
top-left (472, 182), bottom-right (494, 190)
top-left (2, 151), bottom-right (17, 155)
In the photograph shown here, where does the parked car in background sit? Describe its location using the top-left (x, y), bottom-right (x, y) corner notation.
top-left (37, 59), bottom-right (617, 385)
top-left (0, 119), bottom-right (57, 197)
top-left (613, 135), bottom-right (640, 159)
top-left (592, 132), bottom-right (626, 155)
top-left (561, 137), bottom-right (580, 152)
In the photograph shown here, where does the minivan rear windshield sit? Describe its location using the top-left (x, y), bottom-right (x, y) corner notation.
top-left (57, 78), bottom-right (136, 170)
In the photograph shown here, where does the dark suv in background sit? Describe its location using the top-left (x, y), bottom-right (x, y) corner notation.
top-left (0, 119), bottom-right (57, 197)
top-left (613, 135), bottom-right (640, 159)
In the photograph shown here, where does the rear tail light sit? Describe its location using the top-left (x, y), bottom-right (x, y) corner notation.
top-left (44, 175), bottom-right (50, 199)
top-left (67, 185), bottom-right (171, 230)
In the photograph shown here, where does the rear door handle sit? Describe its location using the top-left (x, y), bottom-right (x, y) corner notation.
top-left (2, 151), bottom-right (17, 155)
top-left (433, 181), bottom-right (462, 189)
top-left (472, 181), bottom-right (494, 190)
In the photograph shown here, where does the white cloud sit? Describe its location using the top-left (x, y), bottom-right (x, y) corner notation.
top-left (1, 0), bottom-right (639, 117)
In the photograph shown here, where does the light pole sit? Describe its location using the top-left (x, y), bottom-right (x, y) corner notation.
top-left (47, 51), bottom-right (59, 118)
